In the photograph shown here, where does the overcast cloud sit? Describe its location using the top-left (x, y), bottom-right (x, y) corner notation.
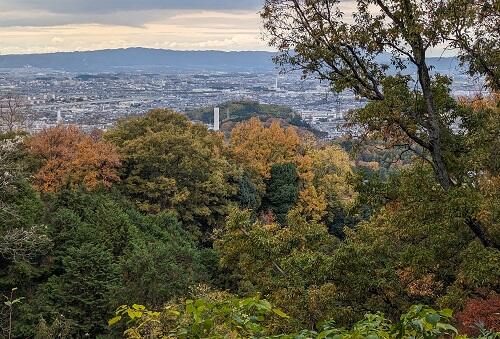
top-left (0, 1), bottom-right (385, 55)
top-left (0, 0), bottom-right (263, 13)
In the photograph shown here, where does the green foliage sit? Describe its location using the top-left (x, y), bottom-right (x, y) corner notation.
top-left (105, 109), bottom-right (237, 233)
top-left (263, 163), bottom-right (300, 223)
top-left (110, 296), bottom-right (289, 338)
top-left (39, 243), bottom-right (120, 337)
top-left (215, 208), bottom-right (338, 329)
top-left (236, 171), bottom-right (262, 211)
top-left (111, 297), bottom-right (478, 339)
top-left (0, 179), bottom-right (44, 231)
top-left (2, 190), bottom-right (212, 338)
top-left (119, 212), bottom-right (210, 306)
top-left (330, 164), bottom-right (500, 322)
top-left (262, 0), bottom-right (499, 251)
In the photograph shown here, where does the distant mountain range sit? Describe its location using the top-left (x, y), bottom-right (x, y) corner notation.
top-left (0, 47), bottom-right (461, 73)
top-left (0, 48), bottom-right (278, 72)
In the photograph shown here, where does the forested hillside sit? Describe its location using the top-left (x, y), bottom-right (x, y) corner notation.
top-left (185, 100), bottom-right (323, 137)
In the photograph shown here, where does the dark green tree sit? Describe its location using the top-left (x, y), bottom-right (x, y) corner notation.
top-left (4, 189), bottom-right (212, 338)
top-left (264, 163), bottom-right (299, 224)
top-left (236, 171), bottom-right (262, 211)
top-left (39, 243), bottom-right (120, 337)
top-left (119, 212), bottom-right (210, 307)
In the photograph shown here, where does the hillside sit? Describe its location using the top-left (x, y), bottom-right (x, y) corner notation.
top-left (0, 48), bottom-right (277, 72)
top-left (0, 48), bottom-right (462, 74)
top-left (185, 100), bottom-right (326, 137)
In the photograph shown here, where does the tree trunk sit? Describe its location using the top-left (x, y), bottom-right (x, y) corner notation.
top-left (410, 30), bottom-right (492, 248)
top-left (466, 217), bottom-right (498, 250)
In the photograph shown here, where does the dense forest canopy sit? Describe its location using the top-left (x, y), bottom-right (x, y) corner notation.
top-left (262, 0), bottom-right (499, 248)
top-left (0, 0), bottom-right (499, 338)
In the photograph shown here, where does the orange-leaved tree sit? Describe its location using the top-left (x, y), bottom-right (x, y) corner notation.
top-left (229, 117), bottom-right (306, 180)
top-left (27, 125), bottom-right (120, 192)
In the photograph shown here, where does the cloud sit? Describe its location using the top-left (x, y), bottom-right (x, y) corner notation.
top-left (0, 0), bottom-right (264, 28)
top-left (0, 10), bottom-right (270, 55)
top-left (0, 9), bottom-right (181, 27)
top-left (51, 36), bottom-right (64, 43)
top-left (0, 0), bottom-right (359, 54)
top-left (0, 0), bottom-right (263, 14)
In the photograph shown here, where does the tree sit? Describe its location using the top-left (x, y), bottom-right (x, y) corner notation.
top-left (236, 171), bottom-right (262, 211)
top-left (0, 94), bottom-right (30, 133)
top-left (105, 109), bottom-right (236, 233)
top-left (456, 295), bottom-right (500, 336)
top-left (27, 125), bottom-right (120, 193)
top-left (5, 189), bottom-right (212, 338)
top-left (229, 117), bottom-right (305, 181)
top-left (329, 165), bottom-right (500, 323)
top-left (301, 145), bottom-right (357, 231)
top-left (215, 208), bottom-right (339, 329)
top-left (229, 118), bottom-right (317, 221)
top-left (39, 243), bottom-right (120, 337)
top-left (261, 0), bottom-right (499, 248)
top-left (0, 226), bottom-right (51, 262)
top-left (436, 0), bottom-right (500, 90)
top-left (0, 134), bottom-right (30, 219)
top-left (263, 163), bottom-right (300, 224)
top-left (118, 212), bottom-right (211, 307)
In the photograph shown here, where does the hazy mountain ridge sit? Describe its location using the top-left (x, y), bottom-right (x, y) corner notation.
top-left (0, 47), bottom-right (461, 72)
top-left (0, 48), bottom-right (278, 71)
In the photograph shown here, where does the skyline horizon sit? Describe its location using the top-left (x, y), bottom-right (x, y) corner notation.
top-left (0, 46), bottom-right (276, 57)
top-left (0, 46), bottom-right (460, 58)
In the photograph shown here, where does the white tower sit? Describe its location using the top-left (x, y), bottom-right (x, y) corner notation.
top-left (57, 110), bottom-right (62, 124)
top-left (275, 76), bottom-right (279, 91)
top-left (214, 107), bottom-right (220, 131)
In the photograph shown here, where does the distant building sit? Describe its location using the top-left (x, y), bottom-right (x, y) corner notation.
top-left (214, 107), bottom-right (220, 131)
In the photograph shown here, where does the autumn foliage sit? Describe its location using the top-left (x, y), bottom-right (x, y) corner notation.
top-left (229, 117), bottom-right (305, 179)
top-left (27, 125), bottom-right (120, 192)
top-left (456, 295), bottom-right (500, 336)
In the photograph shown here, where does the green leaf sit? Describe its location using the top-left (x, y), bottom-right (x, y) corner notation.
top-left (440, 309), bottom-right (453, 318)
top-left (108, 315), bottom-right (122, 326)
top-left (272, 308), bottom-right (290, 318)
top-left (168, 310), bottom-right (181, 317)
top-left (436, 323), bottom-right (458, 333)
top-left (425, 313), bottom-right (440, 325)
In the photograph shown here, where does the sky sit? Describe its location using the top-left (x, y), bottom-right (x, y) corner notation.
top-left (0, 0), bottom-right (452, 56)
top-left (0, 0), bottom-right (272, 54)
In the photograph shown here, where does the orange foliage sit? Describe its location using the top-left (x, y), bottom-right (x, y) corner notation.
top-left (293, 185), bottom-right (327, 221)
top-left (396, 267), bottom-right (443, 297)
top-left (229, 118), bottom-right (304, 179)
top-left (28, 125), bottom-right (121, 192)
top-left (456, 295), bottom-right (500, 336)
top-left (458, 92), bottom-right (499, 111)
